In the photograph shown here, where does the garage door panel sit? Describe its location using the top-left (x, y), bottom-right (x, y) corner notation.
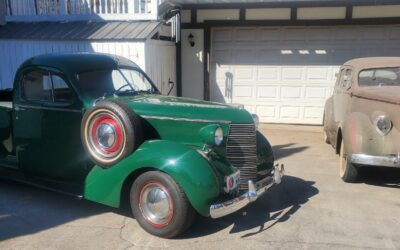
top-left (213, 49), bottom-right (232, 64)
top-left (236, 29), bottom-right (257, 41)
top-left (257, 50), bottom-right (284, 64)
top-left (211, 25), bottom-right (400, 124)
top-left (280, 106), bottom-right (301, 119)
top-left (233, 86), bottom-right (254, 98)
top-left (257, 67), bottom-right (280, 80)
top-left (281, 67), bottom-right (304, 80)
top-left (213, 29), bottom-right (233, 42)
top-left (333, 28), bottom-right (359, 40)
top-left (234, 67), bottom-right (255, 81)
top-left (389, 27), bottom-right (400, 39)
top-left (260, 28), bottom-right (283, 41)
top-left (305, 87), bottom-right (327, 99)
top-left (304, 107), bottom-right (324, 119)
top-left (256, 86), bottom-right (279, 99)
top-left (307, 28), bottom-right (332, 41)
top-left (280, 86), bottom-right (302, 99)
top-left (234, 49), bottom-right (257, 64)
top-left (284, 28), bottom-right (307, 41)
top-left (256, 106), bottom-right (277, 119)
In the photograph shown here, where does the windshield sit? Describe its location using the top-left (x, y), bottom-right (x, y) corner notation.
top-left (77, 68), bottom-right (158, 99)
top-left (359, 67), bottom-right (400, 87)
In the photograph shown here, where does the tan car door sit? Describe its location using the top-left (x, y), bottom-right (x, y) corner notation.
top-left (332, 67), bottom-right (353, 143)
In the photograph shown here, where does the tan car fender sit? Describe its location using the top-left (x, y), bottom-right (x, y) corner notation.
top-left (342, 112), bottom-right (383, 156)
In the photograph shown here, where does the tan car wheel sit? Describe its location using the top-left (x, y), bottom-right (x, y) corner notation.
top-left (323, 130), bottom-right (329, 144)
top-left (339, 140), bottom-right (358, 183)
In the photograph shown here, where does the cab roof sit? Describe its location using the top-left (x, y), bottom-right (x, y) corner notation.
top-left (344, 57), bottom-right (400, 72)
top-left (19, 53), bottom-right (141, 74)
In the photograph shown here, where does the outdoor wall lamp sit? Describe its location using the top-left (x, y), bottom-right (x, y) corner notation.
top-left (188, 33), bottom-right (195, 47)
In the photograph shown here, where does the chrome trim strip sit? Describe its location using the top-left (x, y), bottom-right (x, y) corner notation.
top-left (210, 164), bottom-right (284, 219)
top-left (350, 153), bottom-right (400, 168)
top-left (14, 104), bottom-right (82, 113)
top-left (140, 115), bottom-right (231, 124)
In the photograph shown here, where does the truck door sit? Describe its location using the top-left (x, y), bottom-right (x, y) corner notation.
top-left (13, 68), bottom-right (88, 183)
top-left (333, 67), bottom-right (353, 129)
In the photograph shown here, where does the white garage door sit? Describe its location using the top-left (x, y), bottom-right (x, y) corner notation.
top-left (211, 25), bottom-right (400, 124)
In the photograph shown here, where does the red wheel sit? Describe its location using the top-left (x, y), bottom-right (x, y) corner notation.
top-left (88, 111), bottom-right (125, 159)
top-left (81, 101), bottom-right (142, 167)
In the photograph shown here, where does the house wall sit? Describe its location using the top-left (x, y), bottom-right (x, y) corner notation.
top-left (181, 29), bottom-right (204, 100)
top-left (0, 40), bottom-right (146, 89)
top-left (178, 2), bottom-right (400, 125)
top-left (145, 40), bottom-right (177, 96)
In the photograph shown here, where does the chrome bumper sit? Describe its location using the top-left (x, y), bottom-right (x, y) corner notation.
top-left (210, 164), bottom-right (284, 219)
top-left (350, 153), bottom-right (400, 168)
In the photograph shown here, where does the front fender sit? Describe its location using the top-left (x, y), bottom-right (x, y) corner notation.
top-left (324, 97), bottom-right (335, 142)
top-left (84, 140), bottom-right (220, 216)
top-left (342, 112), bottom-right (381, 155)
top-left (256, 131), bottom-right (274, 174)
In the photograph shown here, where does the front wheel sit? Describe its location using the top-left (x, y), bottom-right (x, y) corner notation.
top-left (339, 140), bottom-right (359, 183)
top-left (130, 171), bottom-right (195, 238)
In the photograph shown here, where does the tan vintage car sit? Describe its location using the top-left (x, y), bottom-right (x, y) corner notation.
top-left (324, 57), bottom-right (400, 182)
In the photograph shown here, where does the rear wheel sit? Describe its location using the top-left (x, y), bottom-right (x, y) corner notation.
top-left (339, 140), bottom-right (358, 182)
top-left (130, 171), bottom-right (195, 238)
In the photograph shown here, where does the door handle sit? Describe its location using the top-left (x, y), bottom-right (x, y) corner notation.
top-left (14, 105), bottom-right (25, 111)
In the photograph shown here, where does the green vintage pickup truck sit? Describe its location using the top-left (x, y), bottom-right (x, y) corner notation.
top-left (0, 53), bottom-right (283, 238)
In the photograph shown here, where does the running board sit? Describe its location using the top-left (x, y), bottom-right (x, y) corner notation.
top-left (0, 166), bottom-right (84, 199)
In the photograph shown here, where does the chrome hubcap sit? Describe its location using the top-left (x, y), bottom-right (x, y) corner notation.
top-left (97, 123), bottom-right (116, 148)
top-left (140, 184), bottom-right (172, 226)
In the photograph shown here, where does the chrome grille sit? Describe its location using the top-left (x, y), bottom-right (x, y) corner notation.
top-left (226, 124), bottom-right (257, 190)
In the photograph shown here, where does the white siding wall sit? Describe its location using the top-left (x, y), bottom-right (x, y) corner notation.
top-left (0, 40), bottom-right (146, 89)
top-left (145, 40), bottom-right (177, 96)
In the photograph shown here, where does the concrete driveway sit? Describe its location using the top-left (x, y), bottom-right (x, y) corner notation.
top-left (1, 125), bottom-right (399, 249)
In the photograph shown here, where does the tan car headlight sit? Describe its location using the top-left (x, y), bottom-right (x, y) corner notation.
top-left (374, 115), bottom-right (392, 136)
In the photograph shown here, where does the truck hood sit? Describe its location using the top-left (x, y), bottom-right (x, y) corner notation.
top-left (111, 95), bottom-right (254, 124)
top-left (354, 86), bottom-right (400, 105)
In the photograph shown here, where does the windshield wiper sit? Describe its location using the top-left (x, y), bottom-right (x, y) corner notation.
top-left (135, 89), bottom-right (154, 94)
top-left (114, 89), bottom-right (138, 96)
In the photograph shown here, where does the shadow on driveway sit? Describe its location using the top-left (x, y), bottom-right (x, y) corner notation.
top-left (272, 143), bottom-right (309, 161)
top-left (0, 180), bottom-right (113, 241)
top-left (359, 167), bottom-right (400, 189)
top-left (1, 174), bottom-right (318, 241)
top-left (179, 175), bottom-right (318, 239)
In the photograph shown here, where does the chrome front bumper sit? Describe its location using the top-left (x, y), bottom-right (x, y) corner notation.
top-left (350, 153), bottom-right (400, 168)
top-left (210, 164), bottom-right (284, 219)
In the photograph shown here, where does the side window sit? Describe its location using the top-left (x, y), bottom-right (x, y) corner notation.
top-left (52, 74), bottom-right (74, 103)
top-left (22, 70), bottom-right (74, 103)
top-left (340, 69), bottom-right (352, 90)
top-left (334, 69), bottom-right (344, 91)
top-left (22, 71), bottom-right (53, 101)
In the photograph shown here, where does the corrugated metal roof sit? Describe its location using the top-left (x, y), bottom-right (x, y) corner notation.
top-left (0, 21), bottom-right (160, 41)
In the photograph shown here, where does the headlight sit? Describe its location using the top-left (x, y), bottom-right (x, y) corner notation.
top-left (214, 127), bottom-right (223, 146)
top-left (252, 114), bottom-right (259, 130)
top-left (374, 115), bottom-right (392, 136)
top-left (200, 124), bottom-right (224, 146)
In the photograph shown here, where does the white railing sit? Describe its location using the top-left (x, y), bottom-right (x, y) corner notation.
top-left (5, 0), bottom-right (158, 21)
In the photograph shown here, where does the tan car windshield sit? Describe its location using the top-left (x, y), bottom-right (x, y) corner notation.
top-left (359, 67), bottom-right (400, 86)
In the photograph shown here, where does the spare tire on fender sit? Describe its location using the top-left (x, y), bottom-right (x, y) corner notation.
top-left (81, 100), bottom-right (143, 167)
